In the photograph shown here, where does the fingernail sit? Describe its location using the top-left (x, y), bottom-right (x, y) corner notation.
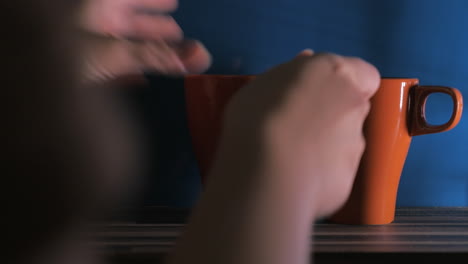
top-left (297, 49), bottom-right (314, 57)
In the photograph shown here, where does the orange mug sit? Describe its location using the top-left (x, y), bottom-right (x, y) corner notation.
top-left (185, 76), bottom-right (463, 224)
top-left (329, 78), bottom-right (462, 225)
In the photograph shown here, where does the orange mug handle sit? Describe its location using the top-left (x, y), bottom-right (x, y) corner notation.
top-left (410, 86), bottom-right (463, 136)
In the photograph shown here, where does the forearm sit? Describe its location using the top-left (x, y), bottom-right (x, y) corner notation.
top-left (166, 156), bottom-right (317, 264)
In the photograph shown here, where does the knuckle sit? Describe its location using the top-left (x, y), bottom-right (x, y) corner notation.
top-left (314, 53), bottom-right (347, 71)
top-left (297, 52), bottom-right (348, 81)
top-left (317, 54), bottom-right (358, 87)
top-left (331, 57), bottom-right (352, 77)
top-left (293, 53), bottom-right (381, 105)
top-left (316, 55), bottom-right (380, 103)
top-left (346, 57), bottom-right (381, 99)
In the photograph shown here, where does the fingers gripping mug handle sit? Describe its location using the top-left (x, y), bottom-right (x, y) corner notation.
top-left (409, 86), bottom-right (463, 136)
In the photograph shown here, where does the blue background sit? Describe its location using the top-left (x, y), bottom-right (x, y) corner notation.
top-left (140, 0), bottom-right (468, 208)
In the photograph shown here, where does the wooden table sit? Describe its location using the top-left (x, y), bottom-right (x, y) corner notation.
top-left (97, 207), bottom-right (468, 263)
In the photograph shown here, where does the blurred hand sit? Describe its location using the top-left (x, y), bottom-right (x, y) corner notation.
top-left (216, 51), bottom-right (380, 218)
top-left (78, 0), bottom-right (212, 82)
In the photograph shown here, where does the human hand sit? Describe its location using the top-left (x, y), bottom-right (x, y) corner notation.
top-left (77, 0), bottom-right (211, 82)
top-left (215, 51), bottom-right (380, 219)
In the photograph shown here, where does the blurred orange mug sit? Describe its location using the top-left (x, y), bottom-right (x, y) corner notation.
top-left (185, 75), bottom-right (256, 183)
top-left (185, 76), bottom-right (463, 225)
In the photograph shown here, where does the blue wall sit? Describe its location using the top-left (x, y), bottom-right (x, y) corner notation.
top-left (143, 0), bottom-right (468, 207)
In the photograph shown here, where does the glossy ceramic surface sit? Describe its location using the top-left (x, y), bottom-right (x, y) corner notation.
top-left (329, 79), bottom-right (463, 225)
